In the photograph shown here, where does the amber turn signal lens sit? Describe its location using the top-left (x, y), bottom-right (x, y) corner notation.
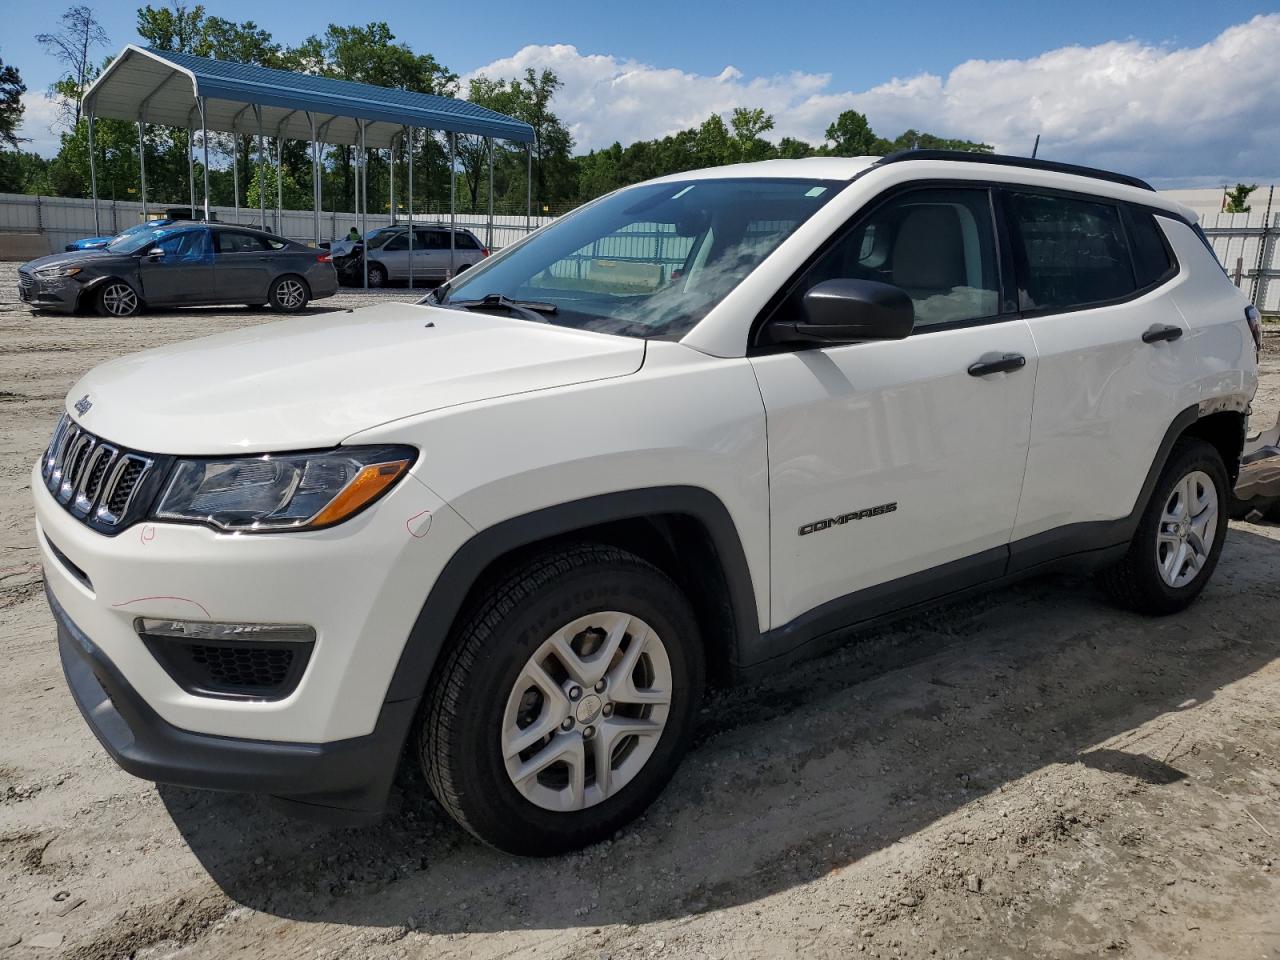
top-left (308, 460), bottom-right (411, 528)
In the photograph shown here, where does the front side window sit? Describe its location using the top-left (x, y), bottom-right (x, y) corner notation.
top-left (1009, 192), bottom-right (1135, 311)
top-left (154, 229), bottom-right (212, 261)
top-left (436, 178), bottom-right (841, 340)
top-left (778, 187), bottom-right (1001, 331)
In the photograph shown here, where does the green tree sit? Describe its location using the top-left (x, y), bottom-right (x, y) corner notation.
top-left (1225, 183), bottom-right (1258, 214)
top-left (36, 5), bottom-right (109, 129)
top-left (0, 55), bottom-right (26, 150)
top-left (729, 107), bottom-right (775, 162)
top-left (824, 110), bottom-right (879, 156)
top-left (136, 3), bottom-right (207, 53)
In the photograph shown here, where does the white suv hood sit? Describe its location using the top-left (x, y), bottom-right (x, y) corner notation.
top-left (66, 302), bottom-right (646, 455)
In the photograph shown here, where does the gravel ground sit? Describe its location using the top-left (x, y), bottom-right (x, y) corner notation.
top-left (1, 260), bottom-right (1279, 960)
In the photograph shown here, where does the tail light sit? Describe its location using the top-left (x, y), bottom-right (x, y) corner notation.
top-left (317, 253), bottom-right (332, 263)
top-left (1246, 305), bottom-right (1262, 358)
top-left (481, 247), bottom-right (490, 258)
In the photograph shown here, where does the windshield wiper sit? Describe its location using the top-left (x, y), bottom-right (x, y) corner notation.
top-left (443, 293), bottom-right (559, 324)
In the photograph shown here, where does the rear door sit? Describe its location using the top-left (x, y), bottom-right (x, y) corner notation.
top-left (213, 230), bottom-right (274, 302)
top-left (138, 227), bottom-right (213, 305)
top-left (751, 185), bottom-right (1039, 632)
top-left (1003, 190), bottom-right (1195, 564)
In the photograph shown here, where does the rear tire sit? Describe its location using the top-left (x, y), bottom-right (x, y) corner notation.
top-left (1097, 438), bottom-right (1229, 615)
top-left (95, 280), bottom-right (141, 318)
top-left (268, 275), bottom-right (309, 312)
top-left (366, 263), bottom-right (388, 288)
top-left (420, 543), bottom-right (704, 856)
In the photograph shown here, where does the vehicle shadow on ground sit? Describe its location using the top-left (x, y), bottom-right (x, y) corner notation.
top-left (160, 526), bottom-right (1280, 936)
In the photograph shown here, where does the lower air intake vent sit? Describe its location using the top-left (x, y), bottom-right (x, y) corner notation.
top-left (141, 634), bottom-right (314, 701)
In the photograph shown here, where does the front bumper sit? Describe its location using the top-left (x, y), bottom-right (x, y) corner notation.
top-left (50, 583), bottom-right (415, 823)
top-left (18, 274), bottom-right (80, 312)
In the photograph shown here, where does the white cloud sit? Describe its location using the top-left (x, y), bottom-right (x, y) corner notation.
top-left (466, 14), bottom-right (1280, 184)
top-left (14, 90), bottom-right (66, 157)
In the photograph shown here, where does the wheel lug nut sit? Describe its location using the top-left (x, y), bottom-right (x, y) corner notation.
top-left (568, 685), bottom-right (582, 701)
top-left (561, 717), bottom-right (574, 731)
top-left (582, 725), bottom-right (595, 739)
top-left (594, 679), bottom-right (607, 693)
top-left (602, 703), bottom-right (614, 718)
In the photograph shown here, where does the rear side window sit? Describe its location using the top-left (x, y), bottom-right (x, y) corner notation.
top-left (453, 233), bottom-right (481, 250)
top-left (1008, 192), bottom-right (1135, 311)
top-left (218, 231), bottom-right (269, 253)
top-left (1124, 208), bottom-right (1176, 288)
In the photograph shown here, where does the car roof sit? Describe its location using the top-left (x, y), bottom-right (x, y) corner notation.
top-left (642, 152), bottom-right (1195, 222)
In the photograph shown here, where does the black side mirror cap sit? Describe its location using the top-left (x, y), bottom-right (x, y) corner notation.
top-left (771, 278), bottom-right (915, 344)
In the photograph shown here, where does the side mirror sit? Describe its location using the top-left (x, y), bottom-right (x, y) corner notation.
top-left (772, 278), bottom-right (914, 344)
top-left (144, 246), bottom-right (165, 260)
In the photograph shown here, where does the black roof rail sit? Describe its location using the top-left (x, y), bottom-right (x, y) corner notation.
top-left (873, 149), bottom-right (1155, 192)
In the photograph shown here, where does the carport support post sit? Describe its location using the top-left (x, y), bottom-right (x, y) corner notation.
top-left (187, 124), bottom-right (196, 218)
top-left (407, 126), bottom-right (414, 290)
top-left (389, 134), bottom-right (396, 225)
top-left (254, 105), bottom-right (266, 231)
top-left (87, 107), bottom-right (100, 235)
top-left (198, 98), bottom-right (211, 222)
top-left (449, 131), bottom-right (456, 278)
top-left (360, 120), bottom-right (368, 290)
top-left (232, 148), bottom-right (240, 224)
top-left (136, 116), bottom-right (148, 219)
top-left (525, 141), bottom-right (532, 235)
top-left (486, 137), bottom-right (494, 249)
top-left (308, 113), bottom-right (320, 247)
top-left (275, 136), bottom-right (283, 235)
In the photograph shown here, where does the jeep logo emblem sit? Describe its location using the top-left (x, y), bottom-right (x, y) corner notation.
top-left (74, 395), bottom-right (93, 416)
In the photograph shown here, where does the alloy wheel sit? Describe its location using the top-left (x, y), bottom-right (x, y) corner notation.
top-left (1156, 469), bottom-right (1218, 588)
top-left (276, 279), bottom-right (306, 309)
top-left (500, 611), bottom-right (672, 812)
top-left (101, 283), bottom-right (138, 317)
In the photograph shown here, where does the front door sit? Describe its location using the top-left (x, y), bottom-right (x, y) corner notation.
top-left (138, 228), bottom-right (213, 305)
top-left (751, 185), bottom-right (1038, 633)
top-left (213, 230), bottom-right (274, 302)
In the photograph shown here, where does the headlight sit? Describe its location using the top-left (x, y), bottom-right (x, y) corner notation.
top-left (153, 445), bottom-right (416, 532)
top-left (35, 265), bottom-right (82, 278)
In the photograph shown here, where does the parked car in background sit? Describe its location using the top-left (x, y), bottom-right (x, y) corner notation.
top-left (65, 219), bottom-right (179, 252)
top-left (332, 224), bottom-right (489, 287)
top-left (20, 223), bottom-right (336, 316)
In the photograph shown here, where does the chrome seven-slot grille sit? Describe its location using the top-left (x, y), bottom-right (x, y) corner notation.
top-left (18, 270), bottom-right (35, 299)
top-left (42, 414), bottom-right (155, 530)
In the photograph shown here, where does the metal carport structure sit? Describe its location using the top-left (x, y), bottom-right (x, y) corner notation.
top-left (80, 45), bottom-right (537, 288)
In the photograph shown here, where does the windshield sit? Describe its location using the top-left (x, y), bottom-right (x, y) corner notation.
top-left (434, 177), bottom-right (842, 340)
top-left (107, 226), bottom-right (178, 254)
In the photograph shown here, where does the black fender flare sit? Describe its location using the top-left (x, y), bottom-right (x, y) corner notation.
top-left (381, 485), bottom-right (761, 704)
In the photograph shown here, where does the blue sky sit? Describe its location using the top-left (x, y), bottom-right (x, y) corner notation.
top-left (7, 0), bottom-right (1280, 183)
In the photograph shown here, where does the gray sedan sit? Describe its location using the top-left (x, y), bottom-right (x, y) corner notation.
top-left (18, 224), bottom-right (338, 317)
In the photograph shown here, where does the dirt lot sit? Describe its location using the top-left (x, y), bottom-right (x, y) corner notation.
top-left (1, 259), bottom-right (1279, 960)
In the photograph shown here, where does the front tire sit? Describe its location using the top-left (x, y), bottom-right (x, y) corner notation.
top-left (420, 543), bottom-right (704, 855)
top-left (1097, 438), bottom-right (1229, 615)
top-left (95, 280), bottom-right (140, 318)
top-left (366, 263), bottom-right (388, 288)
top-left (268, 275), bottom-right (309, 312)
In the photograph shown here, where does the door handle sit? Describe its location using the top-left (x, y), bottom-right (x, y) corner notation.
top-left (256, 256), bottom-right (272, 262)
top-left (1141, 324), bottom-right (1183, 344)
top-left (967, 352), bottom-right (1027, 377)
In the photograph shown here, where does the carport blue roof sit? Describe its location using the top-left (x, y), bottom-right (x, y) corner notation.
top-left (82, 45), bottom-right (535, 148)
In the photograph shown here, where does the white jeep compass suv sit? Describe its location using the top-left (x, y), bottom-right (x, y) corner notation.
top-left (34, 151), bottom-right (1262, 855)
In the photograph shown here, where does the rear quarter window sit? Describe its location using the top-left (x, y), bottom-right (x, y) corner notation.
top-left (1124, 207), bottom-right (1177, 288)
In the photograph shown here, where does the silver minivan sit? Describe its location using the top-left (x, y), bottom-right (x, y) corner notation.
top-left (339, 226), bottom-right (489, 287)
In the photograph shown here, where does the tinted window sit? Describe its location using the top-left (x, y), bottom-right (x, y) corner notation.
top-left (453, 233), bottom-right (480, 250)
top-left (1010, 193), bottom-right (1135, 310)
top-left (154, 229), bottom-right (212, 261)
top-left (218, 231), bottom-right (270, 253)
top-left (782, 187), bottom-right (1001, 330)
top-left (382, 233), bottom-right (410, 251)
top-left (1125, 208), bottom-right (1175, 288)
